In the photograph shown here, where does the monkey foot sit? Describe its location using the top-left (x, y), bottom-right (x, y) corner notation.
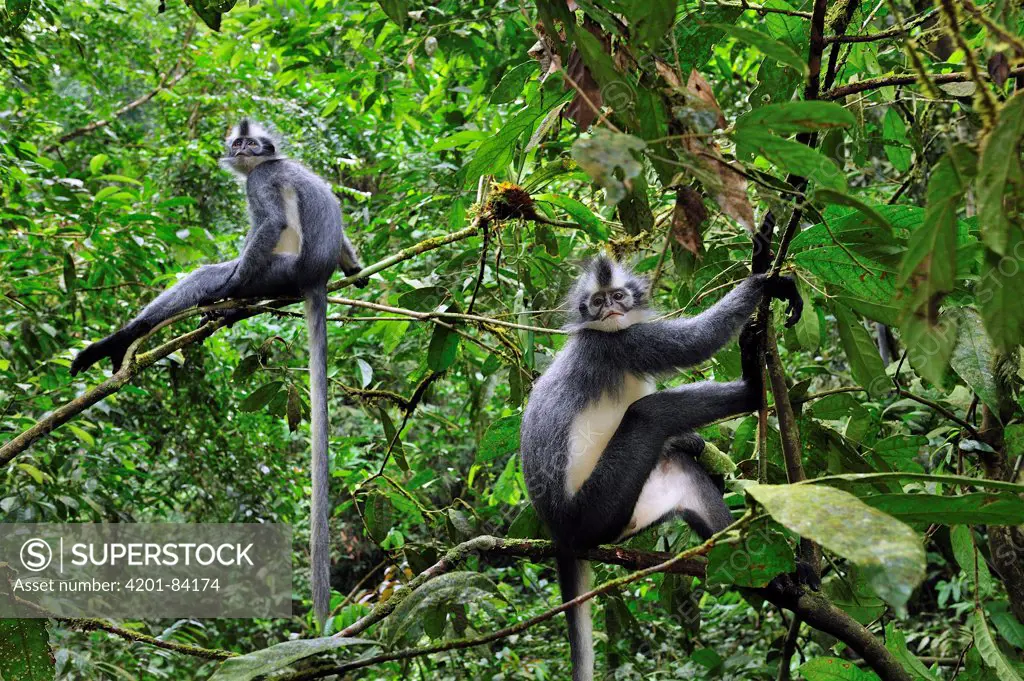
top-left (199, 308), bottom-right (247, 328)
top-left (70, 331), bottom-right (132, 376)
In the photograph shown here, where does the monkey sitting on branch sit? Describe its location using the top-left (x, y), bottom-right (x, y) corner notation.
top-left (520, 255), bottom-right (802, 681)
top-left (71, 119), bottom-right (368, 629)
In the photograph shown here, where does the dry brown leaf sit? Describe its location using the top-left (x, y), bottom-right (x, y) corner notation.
top-left (686, 70), bottom-right (727, 130)
top-left (988, 52), bottom-right (1010, 87)
top-left (671, 186), bottom-right (708, 255)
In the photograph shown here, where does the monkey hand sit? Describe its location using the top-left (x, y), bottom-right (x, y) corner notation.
top-left (765, 275), bottom-right (803, 328)
top-left (199, 308), bottom-right (247, 329)
top-left (353, 276), bottom-right (370, 289)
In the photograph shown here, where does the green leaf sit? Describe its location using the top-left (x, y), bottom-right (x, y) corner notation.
top-left (863, 493), bottom-right (1024, 526)
top-left (427, 324), bottom-right (459, 372)
top-left (898, 145), bottom-right (975, 304)
top-left (208, 637), bottom-right (372, 681)
top-left (979, 226), bottom-right (1024, 352)
top-left (627, 0), bottom-right (676, 47)
top-left (978, 89), bottom-right (1024, 256)
top-left (799, 657), bottom-right (881, 681)
top-left (882, 108), bottom-right (912, 173)
top-left (88, 153), bottom-right (108, 175)
top-left (286, 384), bottom-right (302, 433)
top-left (240, 381), bottom-right (283, 412)
top-left (571, 27), bottom-right (635, 110)
top-left (834, 306), bottom-right (888, 396)
top-left (705, 525), bottom-right (795, 587)
top-left (477, 413), bottom-right (522, 462)
top-left (949, 308), bottom-right (999, 414)
top-left (736, 128), bottom-right (846, 190)
top-left (747, 484), bottom-right (926, 607)
top-left (184, 0), bottom-right (237, 31)
top-left (902, 309), bottom-right (957, 388)
top-left (736, 101), bottom-right (855, 135)
top-left (381, 572), bottom-right (504, 646)
top-left (378, 406), bottom-right (406, 472)
top-left (0, 618), bottom-right (53, 681)
top-left (17, 463), bottom-right (45, 484)
top-left (811, 189), bottom-right (894, 235)
top-left (823, 567), bottom-right (886, 625)
top-left (67, 424), bottom-right (95, 447)
top-left (507, 504), bottom-right (546, 539)
top-left (809, 393), bottom-right (865, 421)
top-left (364, 491), bottom-right (394, 543)
top-left (490, 62), bottom-right (538, 104)
top-left (534, 194), bottom-right (608, 240)
top-left (973, 608), bottom-right (1024, 681)
top-left (884, 623), bottom-right (940, 681)
top-left (951, 525), bottom-right (994, 596)
top-left (1, 0), bottom-right (32, 30)
top-left (460, 103), bottom-right (544, 188)
top-left (376, 0), bottom-right (408, 30)
top-left (715, 25), bottom-right (808, 75)
top-left (987, 601), bottom-right (1024, 648)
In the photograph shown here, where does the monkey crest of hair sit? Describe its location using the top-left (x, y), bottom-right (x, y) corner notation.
top-left (565, 255), bottom-right (655, 333)
top-left (221, 118), bottom-right (283, 176)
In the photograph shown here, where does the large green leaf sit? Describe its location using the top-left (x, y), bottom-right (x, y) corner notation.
top-left (477, 413), bottom-right (522, 462)
top-left (973, 608), bottom-right (1024, 681)
top-left (381, 572), bottom-right (505, 645)
top-left (209, 637), bottom-right (372, 681)
top-left (705, 526), bottom-right (795, 587)
top-left (884, 623), bottom-right (940, 681)
top-left (978, 89), bottom-right (1024, 256)
top-left (795, 249), bottom-right (897, 306)
top-left (427, 324), bottom-right (460, 372)
top-left (377, 0), bottom-right (408, 30)
top-left (882, 107), bottom-right (912, 173)
top-left (490, 62), bottom-right (538, 105)
top-left (735, 128), bottom-right (846, 191)
top-left (902, 308), bottom-right (957, 388)
top-left (834, 306), bottom-right (888, 396)
top-left (799, 657), bottom-right (881, 680)
top-left (979, 225), bottom-right (1024, 352)
top-left (951, 525), bottom-right (994, 596)
top-left (747, 484), bottom-right (926, 607)
top-left (736, 101), bottom-right (855, 135)
top-left (949, 308), bottom-right (999, 413)
top-left (0, 619), bottom-right (53, 681)
top-left (863, 493), bottom-right (1024, 525)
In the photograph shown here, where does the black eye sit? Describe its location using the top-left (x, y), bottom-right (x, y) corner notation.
top-left (592, 295), bottom-right (604, 307)
top-left (613, 291), bottom-right (625, 301)
top-left (232, 139), bottom-right (242, 147)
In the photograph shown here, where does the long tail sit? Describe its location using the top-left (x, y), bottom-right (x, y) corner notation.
top-left (304, 286), bottom-right (331, 629)
top-left (556, 553), bottom-right (594, 681)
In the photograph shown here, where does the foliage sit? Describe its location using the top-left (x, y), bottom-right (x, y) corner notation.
top-left (2, 0), bottom-right (1024, 680)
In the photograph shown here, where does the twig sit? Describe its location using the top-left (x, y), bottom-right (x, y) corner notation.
top-left (777, 615), bottom-right (803, 681)
top-left (326, 297), bottom-right (565, 335)
top-left (825, 8), bottom-right (937, 43)
top-left (60, 617), bottom-right (234, 660)
top-left (824, 67), bottom-right (1024, 99)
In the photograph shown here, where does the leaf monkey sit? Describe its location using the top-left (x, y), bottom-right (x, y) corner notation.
top-left (519, 255), bottom-right (802, 681)
top-left (70, 119), bottom-right (369, 628)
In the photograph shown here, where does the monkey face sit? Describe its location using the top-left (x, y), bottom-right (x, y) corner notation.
top-left (229, 135), bottom-right (275, 158)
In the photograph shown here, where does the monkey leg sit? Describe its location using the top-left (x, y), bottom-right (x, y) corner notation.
top-left (562, 381), bottom-right (757, 549)
top-left (71, 256), bottom-right (301, 375)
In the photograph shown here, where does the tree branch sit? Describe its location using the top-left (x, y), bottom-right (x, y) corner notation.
top-left (823, 67), bottom-right (1024, 99)
top-left (0, 225), bottom-right (484, 466)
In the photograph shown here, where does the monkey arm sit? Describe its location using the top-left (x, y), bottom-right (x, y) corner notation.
top-left (619, 275), bottom-right (768, 374)
top-left (233, 182), bottom-right (288, 285)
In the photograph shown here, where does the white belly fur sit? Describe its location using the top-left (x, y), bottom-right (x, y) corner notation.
top-left (622, 459), bottom-right (704, 539)
top-left (566, 374), bottom-right (654, 495)
top-left (274, 184), bottom-right (303, 255)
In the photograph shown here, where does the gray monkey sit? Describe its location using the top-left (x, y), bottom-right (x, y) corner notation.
top-left (70, 120), bottom-right (368, 628)
top-left (520, 255), bottom-right (801, 681)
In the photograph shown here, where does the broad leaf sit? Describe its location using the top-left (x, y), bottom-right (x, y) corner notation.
top-left (949, 308), bottom-right (999, 413)
top-left (736, 101), bottom-right (855, 135)
top-left (209, 637), bottom-right (372, 681)
top-left (705, 525), bottom-right (795, 587)
top-left (748, 484), bottom-right (926, 607)
top-left (978, 90), bottom-right (1024, 255)
top-left (0, 619), bottom-right (53, 681)
top-left (884, 623), bottom-right (939, 681)
top-left (381, 572), bottom-right (505, 645)
top-left (799, 657), bottom-right (881, 680)
top-left (973, 609), bottom-right (1024, 681)
top-left (477, 413), bottom-right (522, 462)
top-left (715, 25), bottom-right (808, 75)
top-left (834, 306), bottom-right (888, 396)
top-left (863, 493), bottom-right (1024, 526)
